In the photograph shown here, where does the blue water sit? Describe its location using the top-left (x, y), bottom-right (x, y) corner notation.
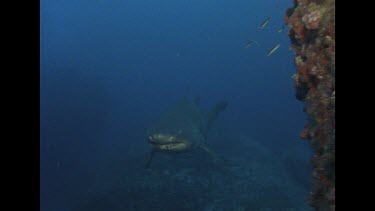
top-left (41, 0), bottom-right (313, 210)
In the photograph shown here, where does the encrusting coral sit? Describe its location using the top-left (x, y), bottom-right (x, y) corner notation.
top-left (285, 0), bottom-right (335, 210)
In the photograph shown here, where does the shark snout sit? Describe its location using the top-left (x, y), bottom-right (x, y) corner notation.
top-left (147, 133), bottom-right (177, 144)
top-left (146, 133), bottom-right (192, 152)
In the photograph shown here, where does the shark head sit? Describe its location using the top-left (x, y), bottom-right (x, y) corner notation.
top-left (144, 98), bottom-right (228, 167)
top-left (145, 99), bottom-right (228, 154)
top-left (146, 132), bottom-right (192, 153)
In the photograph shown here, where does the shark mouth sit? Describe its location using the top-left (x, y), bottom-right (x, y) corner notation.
top-left (147, 133), bottom-right (192, 152)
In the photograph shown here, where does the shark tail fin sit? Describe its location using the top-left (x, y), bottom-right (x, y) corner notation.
top-left (204, 101), bottom-right (228, 134)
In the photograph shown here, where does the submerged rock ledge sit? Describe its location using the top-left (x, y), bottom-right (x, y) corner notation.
top-left (285, 0), bottom-right (335, 210)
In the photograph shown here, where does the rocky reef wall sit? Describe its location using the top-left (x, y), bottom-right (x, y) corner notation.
top-left (285, 0), bottom-right (335, 210)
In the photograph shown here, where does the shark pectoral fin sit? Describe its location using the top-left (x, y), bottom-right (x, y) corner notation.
top-left (204, 101), bottom-right (228, 134)
top-left (145, 150), bottom-right (156, 169)
top-left (198, 144), bottom-right (221, 163)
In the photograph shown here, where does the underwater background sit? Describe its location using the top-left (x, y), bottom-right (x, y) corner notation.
top-left (40, 0), bottom-right (313, 210)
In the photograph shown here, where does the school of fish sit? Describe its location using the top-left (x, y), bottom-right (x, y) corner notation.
top-left (244, 16), bottom-right (287, 57)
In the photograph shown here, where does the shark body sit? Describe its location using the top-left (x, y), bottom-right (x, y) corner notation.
top-left (145, 97), bottom-right (228, 167)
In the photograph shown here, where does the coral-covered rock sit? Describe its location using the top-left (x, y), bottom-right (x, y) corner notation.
top-left (302, 10), bottom-right (321, 30)
top-left (286, 0), bottom-right (335, 210)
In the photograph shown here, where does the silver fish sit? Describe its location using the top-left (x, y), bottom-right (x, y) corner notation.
top-left (244, 40), bottom-right (260, 48)
top-left (259, 17), bottom-right (270, 30)
top-left (277, 25), bottom-right (286, 33)
top-left (267, 44), bottom-right (281, 56)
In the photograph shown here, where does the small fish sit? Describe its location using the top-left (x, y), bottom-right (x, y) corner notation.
top-left (277, 25), bottom-right (286, 33)
top-left (244, 40), bottom-right (260, 48)
top-left (259, 17), bottom-right (270, 30)
top-left (267, 44), bottom-right (280, 56)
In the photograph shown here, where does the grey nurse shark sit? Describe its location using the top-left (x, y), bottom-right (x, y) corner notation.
top-left (145, 96), bottom-right (228, 167)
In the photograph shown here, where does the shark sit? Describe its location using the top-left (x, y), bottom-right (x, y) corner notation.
top-left (145, 96), bottom-right (228, 167)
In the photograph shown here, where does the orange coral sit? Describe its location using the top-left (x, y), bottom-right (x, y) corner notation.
top-left (290, 12), bottom-right (306, 43)
top-left (286, 1), bottom-right (335, 209)
top-left (300, 126), bottom-right (312, 139)
top-left (326, 23), bottom-right (335, 40)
